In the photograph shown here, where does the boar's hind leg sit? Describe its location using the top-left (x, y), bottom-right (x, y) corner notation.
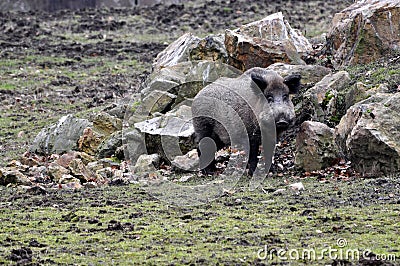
top-left (194, 118), bottom-right (226, 175)
top-left (197, 137), bottom-right (217, 175)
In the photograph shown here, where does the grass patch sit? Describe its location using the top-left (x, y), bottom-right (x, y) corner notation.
top-left (0, 177), bottom-right (399, 265)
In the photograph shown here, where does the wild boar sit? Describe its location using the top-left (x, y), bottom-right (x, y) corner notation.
top-left (191, 67), bottom-right (301, 175)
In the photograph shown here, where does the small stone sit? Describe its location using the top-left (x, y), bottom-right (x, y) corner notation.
top-left (68, 159), bottom-right (97, 182)
top-left (134, 154), bottom-right (160, 174)
top-left (48, 163), bottom-right (70, 183)
top-left (59, 174), bottom-right (80, 185)
top-left (288, 182), bottom-right (305, 191)
top-left (171, 149), bottom-right (199, 172)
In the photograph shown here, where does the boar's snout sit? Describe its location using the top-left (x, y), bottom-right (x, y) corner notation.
top-left (275, 119), bottom-right (290, 130)
top-left (273, 107), bottom-right (295, 134)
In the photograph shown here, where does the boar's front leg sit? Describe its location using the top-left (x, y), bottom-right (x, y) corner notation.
top-left (247, 136), bottom-right (261, 176)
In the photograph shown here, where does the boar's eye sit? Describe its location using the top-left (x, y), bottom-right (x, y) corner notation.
top-left (266, 95), bottom-right (274, 103)
top-left (282, 94), bottom-right (289, 102)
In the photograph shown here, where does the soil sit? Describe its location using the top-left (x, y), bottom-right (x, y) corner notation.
top-left (1, 1), bottom-right (399, 265)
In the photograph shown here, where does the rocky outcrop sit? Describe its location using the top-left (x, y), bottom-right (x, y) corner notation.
top-left (335, 93), bottom-right (400, 177)
top-left (225, 12), bottom-right (312, 71)
top-left (295, 121), bottom-right (338, 171)
top-left (327, 0), bottom-right (400, 67)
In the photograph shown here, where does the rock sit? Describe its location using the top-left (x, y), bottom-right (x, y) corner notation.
top-left (97, 131), bottom-right (123, 159)
top-left (335, 93), bottom-right (400, 177)
top-left (48, 163), bottom-right (70, 183)
top-left (153, 33), bottom-right (229, 70)
top-left (58, 174), bottom-right (82, 186)
top-left (295, 121), bottom-right (338, 171)
top-left (77, 127), bottom-right (105, 156)
top-left (171, 149), bottom-right (199, 172)
top-left (0, 168), bottom-right (32, 186)
top-left (225, 12), bottom-right (312, 71)
top-left (153, 33), bottom-right (200, 69)
top-left (58, 175), bottom-right (82, 190)
top-left (123, 128), bottom-right (147, 164)
top-left (30, 114), bottom-right (92, 155)
top-left (133, 105), bottom-right (195, 163)
top-left (55, 151), bottom-right (95, 167)
top-left (345, 82), bottom-right (389, 109)
top-left (327, 0), bottom-right (400, 67)
top-left (7, 160), bottom-right (29, 172)
top-left (76, 112), bottom-right (122, 156)
top-left (134, 154), bottom-right (160, 173)
top-left (141, 64), bottom-right (187, 97)
top-left (56, 151), bottom-right (78, 168)
top-left (288, 182), bottom-right (305, 191)
top-left (68, 159), bottom-right (97, 182)
top-left (19, 154), bottom-right (40, 167)
top-left (141, 61), bottom-right (241, 108)
top-left (301, 71), bottom-right (351, 123)
top-left (178, 174), bottom-right (195, 182)
top-left (92, 112), bottom-right (122, 136)
top-left (96, 167), bottom-right (114, 180)
top-left (138, 90), bottom-right (177, 115)
top-left (189, 34), bottom-right (228, 62)
top-left (266, 63), bottom-right (331, 85)
top-left (84, 182), bottom-right (98, 189)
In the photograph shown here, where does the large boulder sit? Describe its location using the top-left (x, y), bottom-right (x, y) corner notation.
top-left (335, 93), bottom-right (400, 177)
top-left (327, 0), bottom-right (400, 67)
top-left (295, 121), bottom-right (338, 171)
top-left (30, 114), bottom-right (92, 155)
top-left (152, 33), bottom-right (229, 70)
top-left (133, 105), bottom-right (195, 163)
top-left (225, 12), bottom-right (312, 71)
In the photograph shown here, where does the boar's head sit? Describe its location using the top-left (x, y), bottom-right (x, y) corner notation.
top-left (246, 68), bottom-right (301, 136)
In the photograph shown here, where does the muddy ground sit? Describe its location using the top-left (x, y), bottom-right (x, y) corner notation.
top-left (0, 0), bottom-right (399, 265)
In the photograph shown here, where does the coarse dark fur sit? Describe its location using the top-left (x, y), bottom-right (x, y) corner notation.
top-left (192, 67), bottom-right (301, 175)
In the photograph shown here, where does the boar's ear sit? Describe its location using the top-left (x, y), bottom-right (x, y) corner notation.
top-left (284, 74), bottom-right (301, 94)
top-left (250, 73), bottom-right (267, 91)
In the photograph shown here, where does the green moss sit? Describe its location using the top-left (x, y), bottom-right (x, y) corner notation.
top-left (321, 91), bottom-right (334, 109)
